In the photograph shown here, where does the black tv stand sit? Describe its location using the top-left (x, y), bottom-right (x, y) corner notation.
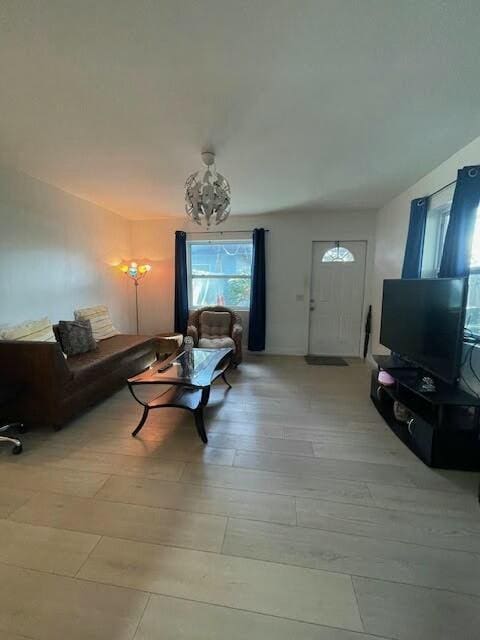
top-left (370, 355), bottom-right (480, 470)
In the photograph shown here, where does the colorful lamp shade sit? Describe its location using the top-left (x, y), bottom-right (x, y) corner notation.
top-left (119, 261), bottom-right (151, 281)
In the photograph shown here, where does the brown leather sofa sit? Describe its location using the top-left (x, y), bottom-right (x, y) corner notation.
top-left (0, 333), bottom-right (166, 429)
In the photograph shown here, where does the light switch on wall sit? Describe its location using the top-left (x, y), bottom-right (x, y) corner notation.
top-left (296, 294), bottom-right (304, 301)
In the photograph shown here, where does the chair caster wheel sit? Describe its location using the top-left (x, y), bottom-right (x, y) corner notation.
top-left (12, 444), bottom-right (23, 455)
top-left (18, 424), bottom-right (28, 434)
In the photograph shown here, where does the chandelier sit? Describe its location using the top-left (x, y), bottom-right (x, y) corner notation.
top-left (185, 151), bottom-right (231, 227)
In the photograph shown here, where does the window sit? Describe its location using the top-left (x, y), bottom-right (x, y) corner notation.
top-left (421, 183), bottom-right (455, 278)
top-left (321, 246), bottom-right (355, 263)
top-left (187, 239), bottom-right (253, 309)
top-left (466, 209), bottom-right (480, 336)
top-left (422, 184), bottom-right (480, 336)
top-left (421, 204), bottom-right (450, 278)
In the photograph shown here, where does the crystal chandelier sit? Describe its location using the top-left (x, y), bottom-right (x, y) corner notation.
top-left (185, 151), bottom-right (231, 227)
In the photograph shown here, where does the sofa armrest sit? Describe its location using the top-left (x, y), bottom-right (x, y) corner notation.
top-left (0, 341), bottom-right (72, 420)
top-left (0, 340), bottom-right (70, 378)
top-left (187, 325), bottom-right (198, 345)
top-left (232, 323), bottom-right (243, 338)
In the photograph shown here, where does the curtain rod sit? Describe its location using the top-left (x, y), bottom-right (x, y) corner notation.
top-left (428, 179), bottom-right (456, 200)
top-left (186, 229), bottom-right (270, 235)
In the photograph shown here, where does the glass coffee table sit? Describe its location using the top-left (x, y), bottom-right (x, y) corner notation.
top-left (127, 347), bottom-right (233, 443)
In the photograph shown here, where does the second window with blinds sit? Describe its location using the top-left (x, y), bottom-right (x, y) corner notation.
top-left (187, 239), bottom-right (253, 310)
top-left (422, 183), bottom-right (480, 335)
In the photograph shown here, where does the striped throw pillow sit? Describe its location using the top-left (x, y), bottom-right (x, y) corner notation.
top-left (0, 317), bottom-right (56, 342)
top-left (74, 305), bottom-right (119, 341)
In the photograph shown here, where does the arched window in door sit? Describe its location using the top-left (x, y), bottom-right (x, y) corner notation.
top-left (322, 244), bottom-right (355, 263)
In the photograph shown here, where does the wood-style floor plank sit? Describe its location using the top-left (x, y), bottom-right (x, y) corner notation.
top-left (296, 496), bottom-right (480, 552)
top-left (6, 445), bottom-right (186, 480)
top-left (0, 462), bottom-right (110, 498)
top-left (222, 517), bottom-right (480, 596)
top-left (0, 519), bottom-right (99, 576)
top-left (78, 536), bottom-right (364, 631)
top-left (135, 593), bottom-right (386, 640)
top-left (367, 482), bottom-right (480, 517)
top-left (0, 487), bottom-right (36, 518)
top-left (233, 450), bottom-right (417, 486)
top-left (181, 462), bottom-right (375, 505)
top-left (11, 492), bottom-right (227, 553)
top-left (353, 576), bottom-right (480, 640)
top-left (0, 563), bottom-right (148, 640)
top-left (96, 474), bottom-right (297, 525)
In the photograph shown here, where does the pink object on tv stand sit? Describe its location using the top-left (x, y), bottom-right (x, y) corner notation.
top-left (378, 369), bottom-right (395, 386)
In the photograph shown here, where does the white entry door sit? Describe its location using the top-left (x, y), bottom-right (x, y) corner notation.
top-left (308, 241), bottom-right (367, 356)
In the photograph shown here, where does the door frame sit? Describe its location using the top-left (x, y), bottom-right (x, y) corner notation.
top-left (307, 240), bottom-right (368, 357)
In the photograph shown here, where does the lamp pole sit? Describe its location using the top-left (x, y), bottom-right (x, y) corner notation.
top-left (135, 280), bottom-right (139, 335)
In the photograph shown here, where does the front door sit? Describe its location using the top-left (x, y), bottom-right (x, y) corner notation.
top-left (308, 241), bottom-right (367, 356)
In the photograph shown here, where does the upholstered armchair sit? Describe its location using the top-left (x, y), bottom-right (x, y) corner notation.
top-left (187, 306), bottom-right (243, 366)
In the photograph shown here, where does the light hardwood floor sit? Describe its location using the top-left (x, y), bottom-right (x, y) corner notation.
top-left (1, 355), bottom-right (480, 640)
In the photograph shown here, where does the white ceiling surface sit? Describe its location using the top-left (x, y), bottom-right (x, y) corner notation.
top-left (1, 0), bottom-right (480, 220)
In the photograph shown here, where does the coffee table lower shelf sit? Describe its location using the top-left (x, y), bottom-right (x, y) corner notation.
top-left (131, 385), bottom-right (209, 442)
top-left (128, 348), bottom-right (233, 443)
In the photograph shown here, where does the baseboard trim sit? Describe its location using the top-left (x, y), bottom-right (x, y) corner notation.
top-left (258, 347), bottom-right (306, 356)
top-left (248, 348), bottom-right (373, 358)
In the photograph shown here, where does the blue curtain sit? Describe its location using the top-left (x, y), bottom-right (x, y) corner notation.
top-left (401, 197), bottom-right (428, 278)
top-left (248, 228), bottom-right (266, 351)
top-left (174, 230), bottom-right (188, 333)
top-left (439, 165), bottom-right (480, 278)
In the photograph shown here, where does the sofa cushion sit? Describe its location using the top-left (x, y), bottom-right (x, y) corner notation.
top-left (199, 311), bottom-right (231, 339)
top-left (74, 305), bottom-right (119, 341)
top-left (66, 334), bottom-right (157, 386)
top-left (0, 317), bottom-right (56, 342)
top-left (198, 336), bottom-right (235, 350)
top-left (57, 320), bottom-right (97, 357)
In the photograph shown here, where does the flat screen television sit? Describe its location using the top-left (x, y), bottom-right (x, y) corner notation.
top-left (380, 278), bottom-right (467, 384)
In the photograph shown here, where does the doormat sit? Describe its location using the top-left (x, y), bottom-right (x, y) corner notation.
top-left (305, 355), bottom-right (349, 366)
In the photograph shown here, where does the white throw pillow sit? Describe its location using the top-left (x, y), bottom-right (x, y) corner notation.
top-left (0, 317), bottom-right (56, 342)
top-left (74, 305), bottom-right (119, 341)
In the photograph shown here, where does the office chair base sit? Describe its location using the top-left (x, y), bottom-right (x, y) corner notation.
top-left (0, 436), bottom-right (22, 454)
top-left (0, 423), bottom-right (23, 454)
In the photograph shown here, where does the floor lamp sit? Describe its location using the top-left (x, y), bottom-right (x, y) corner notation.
top-left (119, 261), bottom-right (151, 334)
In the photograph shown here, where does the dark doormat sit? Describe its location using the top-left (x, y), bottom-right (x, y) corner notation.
top-left (305, 355), bottom-right (349, 366)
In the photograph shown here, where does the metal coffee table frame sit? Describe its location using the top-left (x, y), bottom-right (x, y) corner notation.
top-left (127, 348), bottom-right (233, 443)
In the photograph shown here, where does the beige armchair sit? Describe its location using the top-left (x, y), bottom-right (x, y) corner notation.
top-left (187, 306), bottom-right (243, 366)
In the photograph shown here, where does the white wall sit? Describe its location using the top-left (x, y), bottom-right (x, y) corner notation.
top-left (372, 134), bottom-right (480, 354)
top-left (0, 166), bottom-right (134, 331)
top-left (130, 209), bottom-right (377, 355)
top-left (0, 164), bottom-right (377, 353)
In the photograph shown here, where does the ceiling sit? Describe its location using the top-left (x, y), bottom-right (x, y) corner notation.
top-left (1, 0), bottom-right (480, 220)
